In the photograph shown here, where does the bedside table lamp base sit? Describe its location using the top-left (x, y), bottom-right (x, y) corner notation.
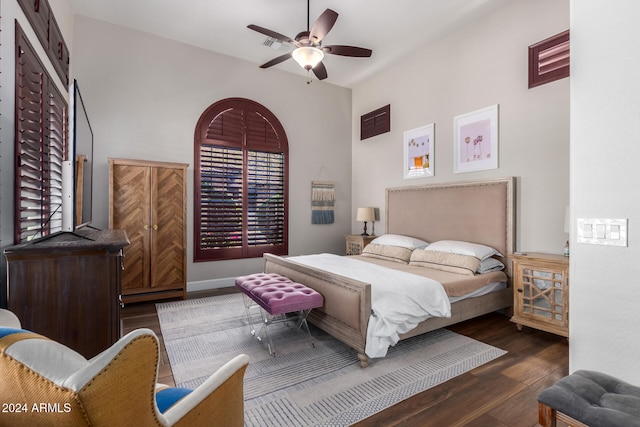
top-left (361, 222), bottom-right (370, 237)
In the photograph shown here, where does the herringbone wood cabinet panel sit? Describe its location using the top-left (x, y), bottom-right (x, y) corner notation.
top-left (151, 167), bottom-right (186, 288)
top-left (109, 158), bottom-right (188, 303)
top-left (111, 164), bottom-right (151, 291)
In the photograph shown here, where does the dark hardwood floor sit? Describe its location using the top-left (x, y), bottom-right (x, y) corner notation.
top-left (121, 289), bottom-right (569, 427)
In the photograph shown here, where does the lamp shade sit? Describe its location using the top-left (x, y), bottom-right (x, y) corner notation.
top-left (356, 207), bottom-right (375, 222)
top-left (292, 46), bottom-right (324, 70)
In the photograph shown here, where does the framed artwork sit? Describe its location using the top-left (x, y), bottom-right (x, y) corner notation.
top-left (453, 105), bottom-right (499, 173)
top-left (403, 123), bottom-right (434, 179)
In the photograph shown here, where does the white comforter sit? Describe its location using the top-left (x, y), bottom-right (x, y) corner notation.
top-left (288, 253), bottom-right (451, 358)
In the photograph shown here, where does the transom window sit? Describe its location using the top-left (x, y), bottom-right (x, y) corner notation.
top-left (194, 98), bottom-right (289, 261)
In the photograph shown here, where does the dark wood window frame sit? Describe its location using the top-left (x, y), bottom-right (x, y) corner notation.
top-left (194, 98), bottom-right (289, 262)
top-left (14, 22), bottom-right (68, 243)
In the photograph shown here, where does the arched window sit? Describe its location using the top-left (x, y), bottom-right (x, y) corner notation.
top-left (194, 98), bottom-right (288, 261)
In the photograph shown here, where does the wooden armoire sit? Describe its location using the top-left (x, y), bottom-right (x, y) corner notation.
top-left (109, 158), bottom-right (188, 303)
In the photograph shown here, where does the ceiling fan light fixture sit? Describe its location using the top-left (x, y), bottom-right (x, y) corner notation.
top-left (292, 46), bottom-right (324, 70)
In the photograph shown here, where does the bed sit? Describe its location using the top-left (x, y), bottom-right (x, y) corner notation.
top-left (264, 177), bottom-right (515, 367)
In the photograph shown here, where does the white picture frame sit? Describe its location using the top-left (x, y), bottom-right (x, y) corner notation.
top-left (453, 104), bottom-right (499, 173)
top-left (403, 123), bottom-right (434, 179)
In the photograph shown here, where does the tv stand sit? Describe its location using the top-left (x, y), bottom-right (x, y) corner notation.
top-left (69, 224), bottom-right (103, 241)
top-left (4, 229), bottom-right (129, 358)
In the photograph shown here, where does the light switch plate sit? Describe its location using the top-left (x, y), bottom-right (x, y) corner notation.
top-left (577, 218), bottom-right (628, 246)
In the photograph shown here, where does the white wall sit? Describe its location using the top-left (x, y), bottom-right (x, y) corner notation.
top-left (71, 16), bottom-right (353, 289)
top-left (570, 1), bottom-right (640, 384)
top-left (351, 0), bottom-right (570, 254)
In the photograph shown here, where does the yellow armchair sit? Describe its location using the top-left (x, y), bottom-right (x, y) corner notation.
top-left (0, 324), bottom-right (248, 427)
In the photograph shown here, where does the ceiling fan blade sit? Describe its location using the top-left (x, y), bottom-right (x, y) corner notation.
top-left (247, 24), bottom-right (296, 45)
top-left (259, 53), bottom-right (292, 69)
top-left (312, 61), bottom-right (328, 80)
top-left (323, 45), bottom-right (372, 58)
top-left (309, 9), bottom-right (338, 44)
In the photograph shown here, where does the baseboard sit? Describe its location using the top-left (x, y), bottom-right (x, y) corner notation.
top-left (187, 277), bottom-right (236, 292)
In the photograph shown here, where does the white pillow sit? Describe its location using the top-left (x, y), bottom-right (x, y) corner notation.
top-left (370, 234), bottom-right (429, 249)
top-left (425, 240), bottom-right (503, 260)
top-left (477, 257), bottom-right (505, 273)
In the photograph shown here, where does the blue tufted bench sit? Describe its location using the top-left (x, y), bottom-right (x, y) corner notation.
top-left (538, 370), bottom-right (640, 427)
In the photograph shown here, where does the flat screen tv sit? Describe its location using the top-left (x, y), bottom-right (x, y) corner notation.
top-left (70, 79), bottom-right (94, 229)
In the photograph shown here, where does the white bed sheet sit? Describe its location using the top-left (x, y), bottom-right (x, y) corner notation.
top-left (288, 253), bottom-right (451, 358)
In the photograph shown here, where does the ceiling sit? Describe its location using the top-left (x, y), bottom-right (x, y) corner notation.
top-left (70, 0), bottom-right (509, 88)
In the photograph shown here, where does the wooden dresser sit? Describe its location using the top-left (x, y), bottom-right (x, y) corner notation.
top-left (4, 228), bottom-right (129, 358)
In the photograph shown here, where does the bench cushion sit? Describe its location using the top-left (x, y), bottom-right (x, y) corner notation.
top-left (236, 273), bottom-right (323, 315)
top-left (250, 282), bottom-right (323, 315)
top-left (538, 370), bottom-right (640, 427)
top-left (235, 273), bottom-right (293, 296)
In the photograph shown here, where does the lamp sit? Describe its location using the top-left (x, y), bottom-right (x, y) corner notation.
top-left (356, 207), bottom-right (375, 236)
top-left (292, 46), bottom-right (325, 70)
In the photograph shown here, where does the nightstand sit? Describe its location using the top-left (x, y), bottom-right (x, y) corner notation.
top-left (345, 234), bottom-right (375, 255)
top-left (510, 252), bottom-right (569, 337)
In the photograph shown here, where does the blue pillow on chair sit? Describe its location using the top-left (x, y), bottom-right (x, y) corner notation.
top-left (156, 387), bottom-right (193, 413)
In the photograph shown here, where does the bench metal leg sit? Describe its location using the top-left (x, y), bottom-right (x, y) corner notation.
top-left (243, 305), bottom-right (317, 356)
top-left (294, 309), bottom-right (316, 349)
top-left (241, 293), bottom-right (262, 338)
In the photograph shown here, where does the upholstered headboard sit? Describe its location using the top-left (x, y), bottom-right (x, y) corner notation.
top-left (386, 177), bottom-right (515, 259)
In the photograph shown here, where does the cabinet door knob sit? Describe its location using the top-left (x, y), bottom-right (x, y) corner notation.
top-left (153, 224), bottom-right (158, 230)
top-left (517, 288), bottom-right (523, 293)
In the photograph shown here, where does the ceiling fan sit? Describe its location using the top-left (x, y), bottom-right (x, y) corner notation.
top-left (247, 0), bottom-right (372, 81)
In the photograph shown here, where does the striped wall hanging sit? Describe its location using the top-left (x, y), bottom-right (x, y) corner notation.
top-left (311, 181), bottom-right (335, 224)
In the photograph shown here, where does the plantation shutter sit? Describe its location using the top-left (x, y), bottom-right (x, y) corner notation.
top-left (246, 151), bottom-right (285, 251)
top-left (195, 98), bottom-right (288, 261)
top-left (15, 23), bottom-right (67, 243)
top-left (45, 84), bottom-right (67, 234)
top-left (199, 146), bottom-right (244, 256)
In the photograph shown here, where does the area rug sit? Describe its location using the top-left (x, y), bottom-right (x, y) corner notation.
top-left (157, 293), bottom-right (506, 426)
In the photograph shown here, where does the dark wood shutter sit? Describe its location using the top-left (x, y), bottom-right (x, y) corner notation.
top-left (204, 106), bottom-right (243, 144)
top-left (529, 30), bottom-right (570, 89)
top-left (199, 145), bottom-right (244, 258)
top-left (246, 150), bottom-right (285, 254)
top-left (194, 98), bottom-right (288, 261)
top-left (15, 23), bottom-right (67, 243)
top-left (360, 104), bottom-right (391, 140)
top-left (46, 82), bottom-right (67, 232)
top-left (17, 0), bottom-right (70, 87)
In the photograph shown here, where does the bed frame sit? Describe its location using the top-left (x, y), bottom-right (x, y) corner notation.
top-left (264, 177), bottom-right (515, 367)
